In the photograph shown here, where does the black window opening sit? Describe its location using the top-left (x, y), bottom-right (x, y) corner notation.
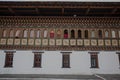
top-left (33, 53), bottom-right (42, 68)
top-left (118, 54), bottom-right (120, 66)
top-left (64, 29), bottom-right (68, 39)
top-left (78, 30), bottom-right (82, 38)
top-left (62, 54), bottom-right (70, 68)
top-left (85, 30), bottom-right (88, 39)
top-left (90, 53), bottom-right (99, 68)
top-left (98, 30), bottom-right (102, 38)
top-left (4, 52), bottom-right (14, 67)
top-left (71, 30), bottom-right (75, 39)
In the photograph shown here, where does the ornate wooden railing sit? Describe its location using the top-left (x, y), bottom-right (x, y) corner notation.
top-left (0, 38), bottom-right (120, 50)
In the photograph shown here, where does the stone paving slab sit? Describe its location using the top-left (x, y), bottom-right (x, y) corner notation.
top-left (0, 74), bottom-right (100, 79)
top-left (0, 78), bottom-right (101, 80)
top-left (0, 74), bottom-right (120, 80)
top-left (98, 74), bottom-right (120, 80)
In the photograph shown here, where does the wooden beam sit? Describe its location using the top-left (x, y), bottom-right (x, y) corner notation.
top-left (62, 7), bottom-right (64, 15)
top-left (111, 8), bottom-right (117, 14)
top-left (35, 8), bottom-right (39, 14)
top-left (8, 7), bottom-right (15, 14)
top-left (86, 8), bottom-right (90, 15)
top-left (1, 5), bottom-right (120, 9)
top-left (63, 12), bottom-right (120, 15)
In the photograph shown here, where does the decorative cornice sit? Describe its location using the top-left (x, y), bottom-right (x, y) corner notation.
top-left (0, 45), bottom-right (120, 51)
top-left (0, 16), bottom-right (120, 28)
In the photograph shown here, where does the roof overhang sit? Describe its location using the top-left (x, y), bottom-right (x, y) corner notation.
top-left (0, 0), bottom-right (120, 2)
top-left (0, 1), bottom-right (120, 17)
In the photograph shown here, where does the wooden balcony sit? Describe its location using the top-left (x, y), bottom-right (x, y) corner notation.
top-left (0, 37), bottom-right (120, 51)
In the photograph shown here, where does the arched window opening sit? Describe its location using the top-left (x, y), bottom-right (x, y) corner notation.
top-left (10, 30), bottom-right (14, 37)
top-left (50, 30), bottom-right (54, 38)
top-left (91, 30), bottom-right (95, 38)
top-left (57, 30), bottom-right (61, 38)
top-left (44, 30), bottom-right (48, 38)
top-left (98, 30), bottom-right (102, 38)
top-left (71, 30), bottom-right (75, 38)
top-left (36, 30), bottom-right (40, 38)
top-left (15, 30), bottom-right (21, 38)
top-left (112, 30), bottom-right (116, 38)
top-left (3, 30), bottom-right (7, 37)
top-left (78, 30), bottom-right (81, 38)
top-left (23, 30), bottom-right (28, 38)
top-left (105, 30), bottom-right (109, 38)
top-left (30, 30), bottom-right (34, 38)
top-left (64, 29), bottom-right (68, 39)
top-left (85, 30), bottom-right (88, 39)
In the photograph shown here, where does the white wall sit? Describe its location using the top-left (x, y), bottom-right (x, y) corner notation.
top-left (90, 51), bottom-right (120, 74)
top-left (0, 50), bottom-right (120, 75)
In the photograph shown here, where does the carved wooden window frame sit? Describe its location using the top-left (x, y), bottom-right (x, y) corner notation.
top-left (30, 29), bottom-right (35, 38)
top-left (3, 29), bottom-right (7, 37)
top-left (33, 51), bottom-right (44, 68)
top-left (119, 54), bottom-right (120, 66)
top-left (64, 29), bottom-right (68, 39)
top-left (15, 30), bottom-right (21, 38)
top-left (98, 30), bottom-right (102, 38)
top-left (112, 30), bottom-right (116, 38)
top-left (71, 29), bottom-right (75, 39)
top-left (44, 29), bottom-right (48, 38)
top-left (57, 29), bottom-right (61, 38)
top-left (50, 29), bottom-right (54, 38)
top-left (119, 31), bottom-right (120, 38)
top-left (78, 29), bottom-right (82, 39)
top-left (91, 30), bottom-right (95, 38)
top-left (105, 30), bottom-right (109, 38)
top-left (9, 29), bottom-right (14, 38)
top-left (23, 29), bottom-right (28, 38)
top-left (61, 52), bottom-right (71, 68)
top-left (85, 30), bottom-right (88, 39)
top-left (4, 51), bottom-right (15, 68)
top-left (36, 30), bottom-right (41, 38)
top-left (89, 52), bottom-right (99, 68)
top-left (116, 52), bottom-right (120, 67)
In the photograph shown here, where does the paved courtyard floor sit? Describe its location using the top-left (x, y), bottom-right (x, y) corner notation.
top-left (0, 74), bottom-right (120, 80)
top-left (0, 79), bottom-right (101, 80)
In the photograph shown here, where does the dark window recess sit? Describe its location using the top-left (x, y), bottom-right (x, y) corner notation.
top-left (50, 30), bottom-right (54, 38)
top-left (78, 30), bottom-right (81, 38)
top-left (98, 30), bottom-right (102, 38)
top-left (118, 54), bottom-right (120, 66)
top-left (34, 53), bottom-right (41, 67)
top-left (5, 53), bottom-right (14, 67)
top-left (71, 30), bottom-right (75, 38)
top-left (64, 30), bottom-right (68, 39)
top-left (85, 30), bottom-right (88, 39)
top-left (62, 54), bottom-right (70, 68)
top-left (90, 54), bottom-right (99, 68)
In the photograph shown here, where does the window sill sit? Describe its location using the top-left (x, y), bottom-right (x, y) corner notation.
top-left (33, 67), bottom-right (42, 68)
top-left (62, 67), bottom-right (71, 68)
top-left (4, 66), bottom-right (13, 68)
top-left (90, 67), bottom-right (99, 69)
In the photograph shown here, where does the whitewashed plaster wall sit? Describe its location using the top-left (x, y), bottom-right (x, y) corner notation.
top-left (0, 50), bottom-right (120, 75)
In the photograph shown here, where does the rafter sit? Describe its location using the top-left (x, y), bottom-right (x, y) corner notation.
top-left (35, 8), bottom-right (39, 14)
top-left (1, 5), bottom-right (120, 9)
top-left (111, 8), bottom-right (117, 14)
top-left (86, 8), bottom-right (90, 15)
top-left (0, 2), bottom-right (119, 17)
top-left (62, 8), bottom-right (64, 15)
top-left (8, 7), bottom-right (15, 14)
